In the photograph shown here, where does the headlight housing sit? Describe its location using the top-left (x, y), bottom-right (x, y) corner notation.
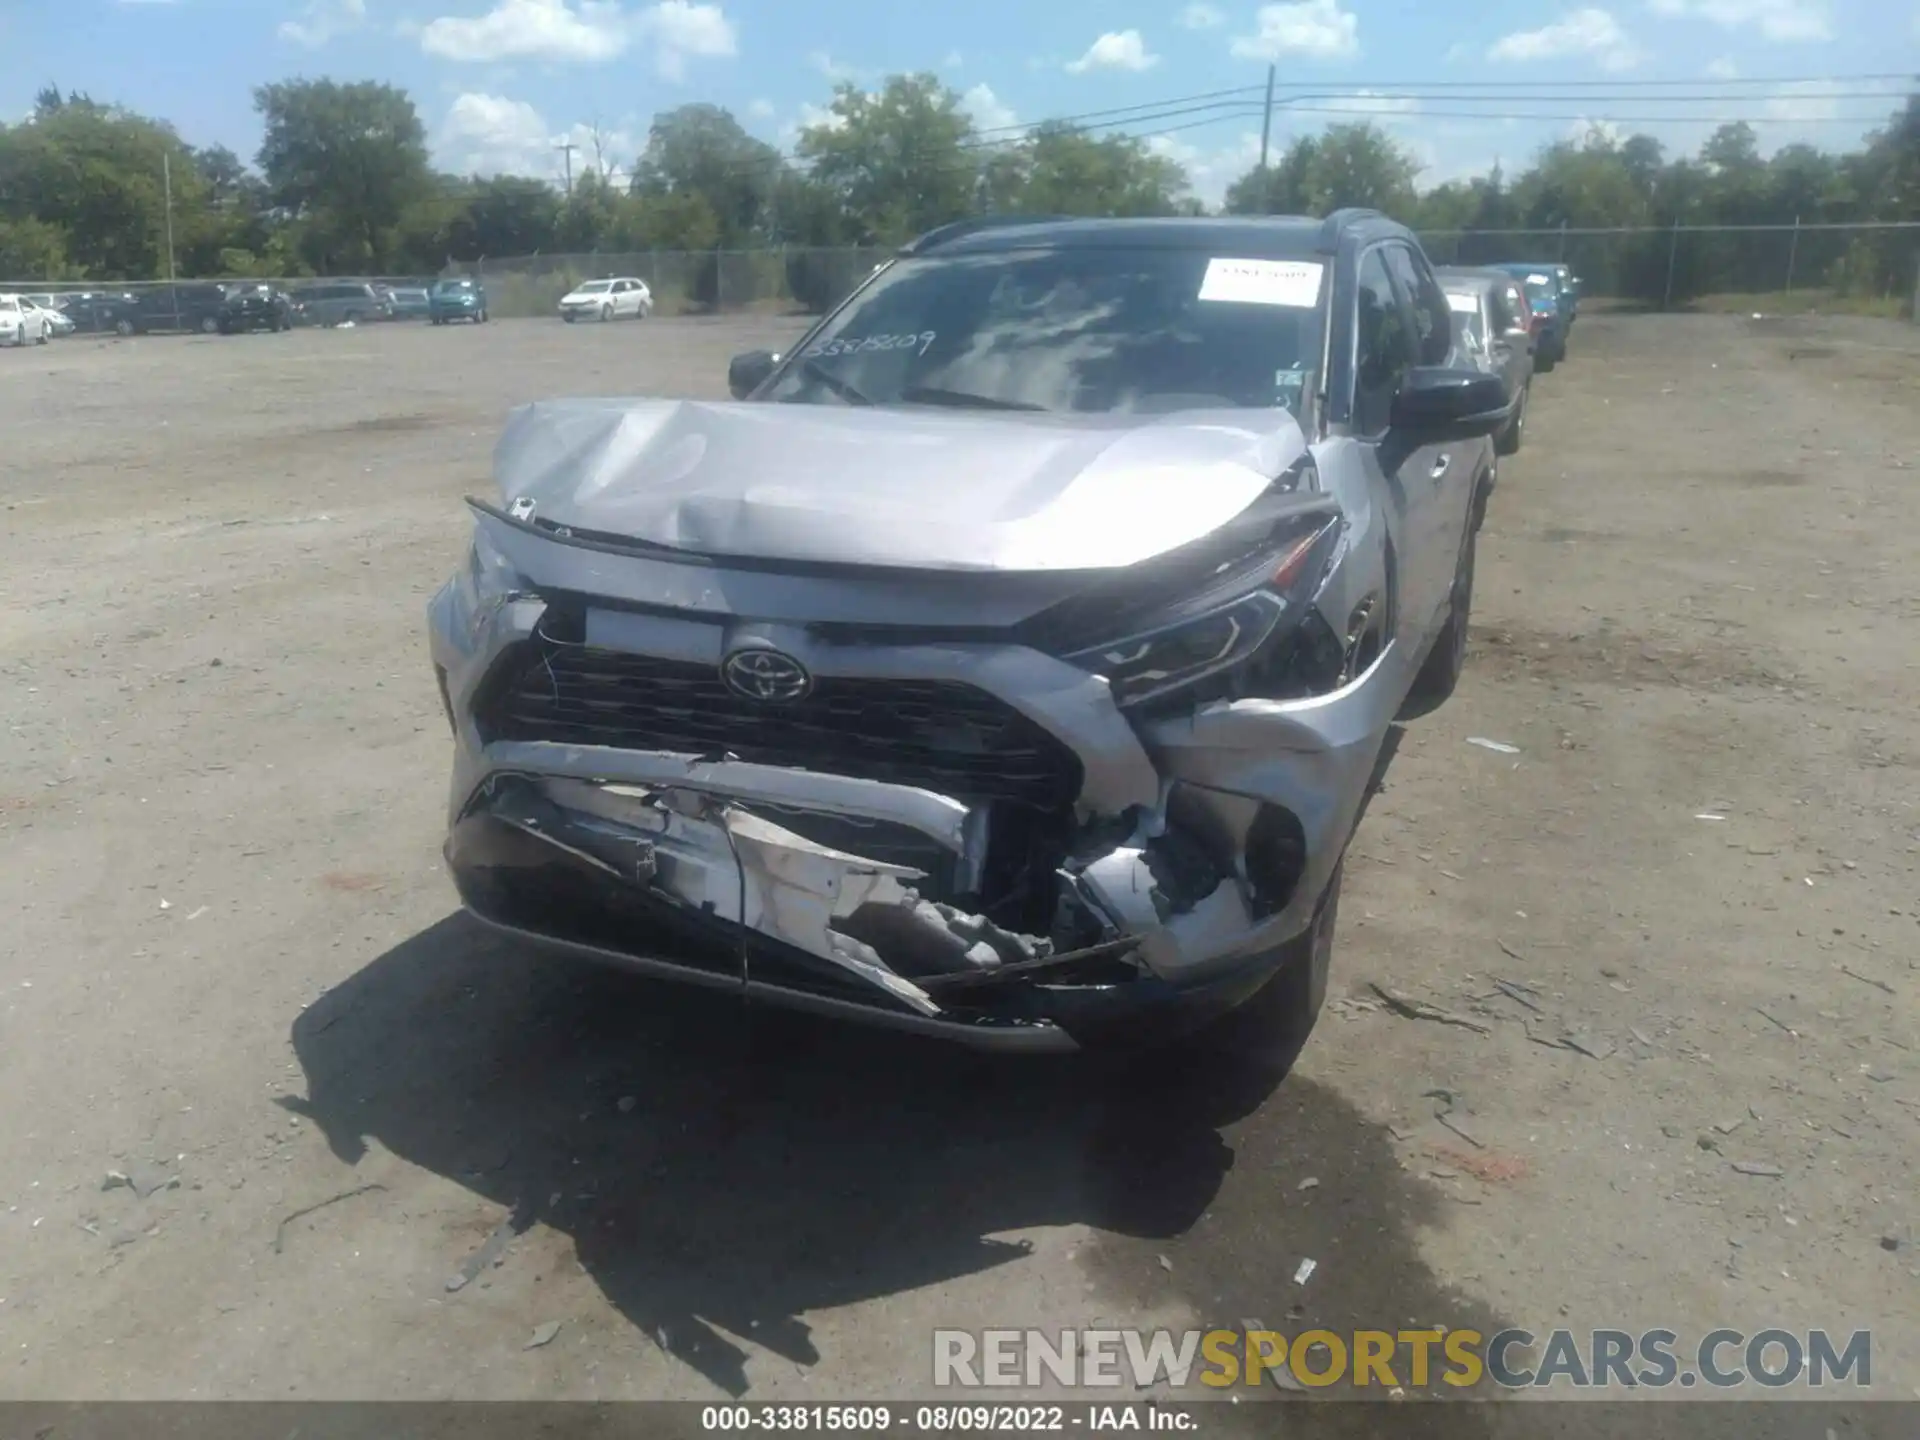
top-left (457, 525), bottom-right (534, 641)
top-left (1061, 509), bottom-right (1346, 712)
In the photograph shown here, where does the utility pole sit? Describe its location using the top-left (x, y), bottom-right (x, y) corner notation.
top-left (1256, 63), bottom-right (1276, 213)
top-left (555, 140), bottom-right (577, 196)
top-left (162, 151), bottom-right (178, 327)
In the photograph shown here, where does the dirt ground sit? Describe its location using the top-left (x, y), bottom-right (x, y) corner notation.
top-left (2, 310), bottom-right (1916, 1423)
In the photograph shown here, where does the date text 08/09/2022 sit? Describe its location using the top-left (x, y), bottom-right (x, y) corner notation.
top-left (701, 1405), bottom-right (1196, 1433)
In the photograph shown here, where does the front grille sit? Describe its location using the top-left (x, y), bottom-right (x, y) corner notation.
top-left (478, 643), bottom-right (1084, 812)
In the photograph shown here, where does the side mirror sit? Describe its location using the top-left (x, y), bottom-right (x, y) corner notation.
top-left (1391, 366), bottom-right (1511, 443)
top-left (728, 349), bottom-right (780, 400)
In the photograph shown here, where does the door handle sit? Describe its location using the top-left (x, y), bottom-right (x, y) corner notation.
top-left (1429, 454), bottom-right (1451, 480)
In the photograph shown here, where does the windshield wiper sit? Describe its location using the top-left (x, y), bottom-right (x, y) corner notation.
top-left (800, 357), bottom-right (873, 406)
top-left (899, 385), bottom-right (1044, 412)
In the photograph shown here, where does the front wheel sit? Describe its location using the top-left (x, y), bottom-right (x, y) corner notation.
top-left (114, 318), bottom-right (135, 337)
top-left (200, 315), bottom-right (219, 334)
top-left (477, 310), bottom-right (489, 324)
top-left (599, 304), bottom-right (613, 322)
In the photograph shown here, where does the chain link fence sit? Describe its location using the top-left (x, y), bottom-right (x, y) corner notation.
top-left (8, 225), bottom-right (1917, 327)
top-left (1418, 222), bottom-right (1920, 316)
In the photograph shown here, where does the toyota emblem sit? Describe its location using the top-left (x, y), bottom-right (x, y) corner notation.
top-left (720, 648), bottom-right (813, 703)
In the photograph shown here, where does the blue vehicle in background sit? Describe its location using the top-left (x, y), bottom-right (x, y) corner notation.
top-left (1498, 264), bottom-right (1571, 370)
top-left (429, 277), bottom-right (489, 326)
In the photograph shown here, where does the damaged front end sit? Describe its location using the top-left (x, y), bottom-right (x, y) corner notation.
top-left (431, 406), bottom-right (1400, 1052)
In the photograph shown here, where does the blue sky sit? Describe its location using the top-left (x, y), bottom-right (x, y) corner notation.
top-left (5, 0), bottom-right (1916, 203)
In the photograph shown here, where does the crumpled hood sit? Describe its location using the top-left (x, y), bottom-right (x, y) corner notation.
top-left (492, 398), bottom-right (1308, 572)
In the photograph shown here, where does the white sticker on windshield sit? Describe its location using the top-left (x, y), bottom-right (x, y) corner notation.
top-left (1527, 273), bottom-right (1551, 284)
top-left (1446, 291), bottom-right (1478, 314)
top-left (1198, 258), bottom-right (1323, 308)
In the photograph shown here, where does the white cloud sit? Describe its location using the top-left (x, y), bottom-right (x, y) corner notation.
top-left (1178, 2), bottom-right (1225, 28)
top-left (1763, 78), bottom-right (1840, 124)
top-left (961, 83), bottom-right (1019, 136)
top-left (279, 0), bottom-right (367, 46)
top-left (1147, 130), bottom-right (1264, 207)
top-left (437, 92), bottom-right (637, 181)
top-left (942, 49), bottom-right (964, 68)
top-left (809, 49), bottom-right (857, 80)
top-left (1488, 9), bottom-right (1640, 70)
top-left (782, 100), bottom-right (847, 149)
top-left (639, 0), bottom-right (735, 79)
top-left (1704, 55), bottom-right (1740, 77)
top-left (1647, 0), bottom-right (1831, 42)
top-left (419, 0), bottom-right (734, 76)
top-left (1230, 0), bottom-right (1360, 60)
top-left (1315, 90), bottom-right (1420, 116)
top-left (1066, 29), bottom-right (1160, 73)
top-left (747, 97), bottom-right (776, 120)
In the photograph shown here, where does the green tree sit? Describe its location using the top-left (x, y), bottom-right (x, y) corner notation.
top-left (630, 104), bottom-right (782, 246)
top-left (444, 176), bottom-right (561, 259)
top-left (253, 79), bottom-right (431, 271)
top-left (1006, 123), bottom-right (1190, 216)
top-left (796, 73), bottom-right (978, 244)
top-left (1224, 122), bottom-right (1420, 220)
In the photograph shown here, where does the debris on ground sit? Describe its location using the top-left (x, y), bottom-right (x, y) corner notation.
top-left (1731, 1161), bottom-right (1785, 1178)
top-left (616, 1096), bottom-right (637, 1113)
top-left (1240, 1319), bottom-right (1306, 1393)
top-left (1839, 965), bottom-right (1895, 995)
top-left (1293, 1258), bottom-right (1317, 1286)
top-left (1489, 977), bottom-right (1544, 1013)
top-left (271, 1182), bottom-right (387, 1254)
top-left (1756, 1008), bottom-right (1801, 1037)
top-left (103, 1162), bottom-right (179, 1200)
top-left (1369, 982), bottom-right (1491, 1034)
top-left (1423, 1088), bottom-right (1486, 1148)
top-left (1467, 738), bottom-right (1520, 754)
top-left (1557, 1029), bottom-right (1616, 1061)
top-left (1297, 1177), bottom-right (1321, 1191)
top-left (525, 1321), bottom-right (563, 1350)
top-left (1157, 1254), bottom-right (1173, 1272)
top-left (445, 1204), bottom-right (531, 1293)
top-left (1883, 1236), bottom-right (1903, 1253)
top-left (1427, 1144), bottom-right (1529, 1184)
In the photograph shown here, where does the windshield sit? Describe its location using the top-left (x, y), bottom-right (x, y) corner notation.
top-left (1524, 278), bottom-right (1555, 307)
top-left (760, 247), bottom-right (1324, 419)
top-left (433, 280), bottom-right (471, 294)
top-left (575, 280), bottom-right (613, 294)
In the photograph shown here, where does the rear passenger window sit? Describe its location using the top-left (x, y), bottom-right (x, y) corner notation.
top-left (1353, 250), bottom-right (1412, 436)
top-left (1382, 246), bottom-right (1452, 367)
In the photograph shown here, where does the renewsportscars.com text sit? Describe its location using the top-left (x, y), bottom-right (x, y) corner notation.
top-left (933, 1327), bottom-right (1872, 1391)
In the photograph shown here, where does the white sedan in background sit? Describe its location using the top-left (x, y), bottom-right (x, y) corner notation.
top-left (27, 301), bottom-right (73, 337)
top-left (0, 294), bottom-right (50, 347)
top-left (558, 277), bottom-right (653, 323)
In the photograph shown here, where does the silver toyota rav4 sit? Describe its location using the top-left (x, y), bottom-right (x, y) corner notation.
top-left (427, 210), bottom-right (1509, 1058)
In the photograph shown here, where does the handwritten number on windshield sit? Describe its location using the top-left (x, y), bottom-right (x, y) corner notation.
top-left (801, 331), bottom-right (936, 359)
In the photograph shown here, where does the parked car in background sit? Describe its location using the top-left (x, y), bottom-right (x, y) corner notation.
top-left (1495, 263), bottom-right (1572, 367)
top-left (432, 209), bottom-right (1510, 1060)
top-left (56, 291), bottom-right (141, 335)
top-left (25, 300), bottom-right (74, 338)
top-left (125, 283), bottom-right (231, 335)
top-left (429, 277), bottom-right (489, 325)
top-left (217, 284), bottom-right (294, 334)
top-left (1548, 264), bottom-right (1581, 321)
top-left (0, 293), bottom-right (50, 347)
top-left (387, 286), bottom-right (434, 320)
top-left (288, 281), bottom-right (393, 327)
top-left (558, 276), bottom-right (652, 322)
top-left (1437, 267), bottom-right (1534, 455)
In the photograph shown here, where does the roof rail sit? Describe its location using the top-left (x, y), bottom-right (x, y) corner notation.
top-left (898, 213), bottom-right (1079, 255)
top-left (1316, 207), bottom-right (1386, 249)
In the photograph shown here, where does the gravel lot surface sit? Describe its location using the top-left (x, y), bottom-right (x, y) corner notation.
top-left (2, 312), bottom-right (1916, 1427)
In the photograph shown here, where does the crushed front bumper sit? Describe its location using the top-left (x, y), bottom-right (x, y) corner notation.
top-left (428, 518), bottom-right (1407, 1052)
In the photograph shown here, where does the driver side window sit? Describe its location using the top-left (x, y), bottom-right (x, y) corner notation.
top-left (1352, 250), bottom-right (1412, 436)
top-left (1382, 245), bottom-right (1453, 367)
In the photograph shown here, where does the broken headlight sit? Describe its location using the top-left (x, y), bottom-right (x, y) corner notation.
top-left (1064, 512), bottom-right (1344, 711)
top-left (457, 525), bottom-right (535, 641)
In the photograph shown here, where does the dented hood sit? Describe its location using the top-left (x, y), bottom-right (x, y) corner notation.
top-left (492, 397), bottom-right (1308, 572)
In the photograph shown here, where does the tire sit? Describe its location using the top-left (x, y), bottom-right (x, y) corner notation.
top-left (1167, 857), bottom-right (1344, 1076)
top-left (1406, 502), bottom-right (1478, 711)
top-left (200, 315), bottom-right (220, 334)
top-left (563, 313), bottom-right (576, 324)
top-left (1496, 384), bottom-right (1526, 456)
top-left (600, 303), bottom-right (613, 322)
top-left (1535, 348), bottom-right (1556, 374)
top-left (343, 311), bottom-right (361, 326)
top-left (478, 310), bottom-right (489, 324)
top-left (114, 318), bottom-right (135, 337)
top-left (36, 327), bottom-right (49, 346)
